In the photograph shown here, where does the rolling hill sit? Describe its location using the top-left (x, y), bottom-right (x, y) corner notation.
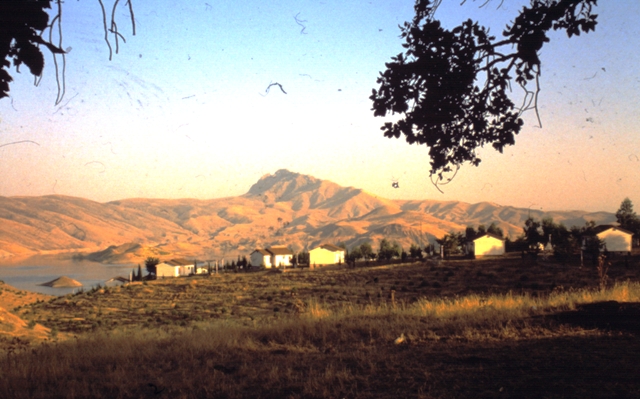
top-left (0, 169), bottom-right (616, 263)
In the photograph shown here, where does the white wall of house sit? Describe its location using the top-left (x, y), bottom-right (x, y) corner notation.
top-left (597, 228), bottom-right (632, 252)
top-left (272, 254), bottom-right (293, 267)
top-left (250, 251), bottom-right (271, 267)
top-left (473, 235), bottom-right (505, 257)
top-left (156, 263), bottom-right (180, 278)
top-left (310, 247), bottom-right (345, 265)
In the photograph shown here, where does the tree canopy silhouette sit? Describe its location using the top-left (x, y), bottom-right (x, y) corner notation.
top-left (615, 198), bottom-right (640, 238)
top-left (370, 0), bottom-right (598, 190)
top-left (0, 0), bottom-right (135, 104)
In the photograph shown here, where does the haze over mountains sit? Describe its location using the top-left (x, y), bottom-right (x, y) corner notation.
top-left (0, 169), bottom-right (615, 263)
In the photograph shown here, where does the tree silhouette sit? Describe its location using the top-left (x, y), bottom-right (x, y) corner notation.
top-left (523, 217), bottom-right (542, 251)
top-left (615, 198), bottom-right (640, 238)
top-left (145, 257), bottom-right (160, 278)
top-left (0, 0), bottom-right (135, 104)
top-left (378, 238), bottom-right (401, 261)
top-left (371, 0), bottom-right (598, 190)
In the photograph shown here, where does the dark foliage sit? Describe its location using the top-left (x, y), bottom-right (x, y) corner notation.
top-left (145, 257), bottom-right (160, 278)
top-left (371, 0), bottom-right (598, 187)
top-left (1, 0), bottom-right (135, 103)
top-left (0, 1), bottom-right (62, 99)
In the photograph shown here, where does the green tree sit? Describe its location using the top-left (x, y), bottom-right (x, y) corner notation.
top-left (465, 226), bottom-right (478, 241)
top-left (371, 0), bottom-right (597, 187)
top-left (523, 218), bottom-right (542, 252)
top-left (145, 257), bottom-right (160, 279)
top-left (582, 234), bottom-right (604, 265)
top-left (359, 242), bottom-right (375, 260)
top-left (550, 222), bottom-right (577, 262)
top-left (296, 250), bottom-right (309, 266)
top-left (409, 243), bottom-right (423, 259)
top-left (541, 217), bottom-right (558, 244)
top-left (437, 231), bottom-right (463, 258)
top-left (616, 198), bottom-right (637, 226)
top-left (616, 198), bottom-right (640, 238)
top-left (348, 246), bottom-right (362, 262)
top-left (137, 264), bottom-right (143, 281)
top-left (486, 222), bottom-right (504, 238)
top-left (477, 225), bottom-right (487, 236)
top-left (538, 217), bottom-right (578, 262)
top-left (467, 223), bottom-right (503, 240)
top-left (379, 239), bottom-right (401, 261)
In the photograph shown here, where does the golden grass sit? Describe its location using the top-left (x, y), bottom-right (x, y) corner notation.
top-left (2, 254), bottom-right (640, 398)
top-left (1, 281), bottom-right (640, 398)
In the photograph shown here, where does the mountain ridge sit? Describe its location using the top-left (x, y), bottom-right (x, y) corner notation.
top-left (0, 169), bottom-right (616, 263)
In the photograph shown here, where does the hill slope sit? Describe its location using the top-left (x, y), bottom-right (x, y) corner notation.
top-left (0, 169), bottom-right (615, 262)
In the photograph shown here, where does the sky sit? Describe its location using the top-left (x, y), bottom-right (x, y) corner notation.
top-left (0, 0), bottom-right (639, 213)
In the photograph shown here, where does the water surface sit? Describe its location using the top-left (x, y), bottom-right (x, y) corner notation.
top-left (0, 257), bottom-right (137, 296)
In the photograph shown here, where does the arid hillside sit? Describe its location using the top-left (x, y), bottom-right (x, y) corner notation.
top-left (0, 169), bottom-right (615, 262)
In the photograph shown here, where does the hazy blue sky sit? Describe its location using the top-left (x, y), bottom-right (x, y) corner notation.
top-left (0, 0), bottom-right (638, 213)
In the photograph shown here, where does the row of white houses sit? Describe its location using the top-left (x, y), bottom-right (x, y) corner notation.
top-left (250, 244), bottom-right (346, 268)
top-left (461, 224), bottom-right (634, 258)
top-left (155, 244), bottom-right (348, 278)
top-left (154, 225), bottom-right (633, 277)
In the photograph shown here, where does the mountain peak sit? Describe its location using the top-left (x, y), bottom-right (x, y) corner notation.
top-left (246, 169), bottom-right (322, 199)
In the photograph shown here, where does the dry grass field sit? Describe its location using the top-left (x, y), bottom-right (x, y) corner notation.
top-left (1, 253), bottom-right (640, 398)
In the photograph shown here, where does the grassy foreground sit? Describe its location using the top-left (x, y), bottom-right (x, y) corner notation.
top-left (2, 255), bottom-right (640, 398)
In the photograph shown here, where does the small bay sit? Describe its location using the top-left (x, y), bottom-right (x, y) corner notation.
top-left (0, 256), bottom-right (137, 296)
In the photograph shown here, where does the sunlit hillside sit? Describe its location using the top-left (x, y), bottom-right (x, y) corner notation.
top-left (0, 169), bottom-right (615, 263)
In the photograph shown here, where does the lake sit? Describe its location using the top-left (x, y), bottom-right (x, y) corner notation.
top-left (0, 256), bottom-right (137, 296)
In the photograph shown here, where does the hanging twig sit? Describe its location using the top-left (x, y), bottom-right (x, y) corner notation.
top-left (264, 82), bottom-right (287, 95)
top-left (0, 140), bottom-right (41, 149)
top-left (294, 12), bottom-right (307, 34)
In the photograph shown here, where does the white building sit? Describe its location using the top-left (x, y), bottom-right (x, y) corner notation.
top-left (156, 258), bottom-right (196, 278)
top-left (250, 246), bottom-right (294, 268)
top-left (250, 249), bottom-right (273, 268)
top-left (465, 233), bottom-right (505, 257)
top-left (309, 244), bottom-right (346, 266)
top-left (594, 225), bottom-right (633, 253)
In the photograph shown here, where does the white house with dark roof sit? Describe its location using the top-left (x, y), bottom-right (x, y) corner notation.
top-left (309, 244), bottom-right (346, 266)
top-left (250, 246), bottom-right (294, 268)
top-left (156, 258), bottom-right (196, 278)
top-left (464, 233), bottom-right (505, 257)
top-left (250, 249), bottom-right (273, 268)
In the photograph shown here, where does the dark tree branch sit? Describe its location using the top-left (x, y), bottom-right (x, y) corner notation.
top-left (371, 0), bottom-right (598, 184)
top-left (0, 0), bottom-right (135, 102)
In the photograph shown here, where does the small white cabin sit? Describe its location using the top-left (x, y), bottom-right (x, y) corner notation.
top-left (156, 258), bottom-right (196, 278)
top-left (594, 225), bottom-right (633, 253)
top-left (250, 249), bottom-right (272, 268)
top-left (249, 246), bottom-right (294, 268)
top-left (309, 244), bottom-right (346, 266)
top-left (466, 234), bottom-right (505, 257)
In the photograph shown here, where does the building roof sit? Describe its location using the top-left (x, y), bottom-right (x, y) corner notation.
top-left (166, 258), bottom-right (194, 266)
top-left (312, 243), bottom-right (345, 252)
top-left (252, 249), bottom-right (271, 256)
top-left (593, 225), bottom-right (634, 236)
top-left (266, 246), bottom-right (293, 255)
top-left (472, 233), bottom-right (505, 242)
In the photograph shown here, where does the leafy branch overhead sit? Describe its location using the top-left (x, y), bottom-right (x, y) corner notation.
top-left (0, 0), bottom-right (135, 104)
top-left (370, 0), bottom-right (598, 188)
top-left (0, 1), bottom-right (63, 100)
